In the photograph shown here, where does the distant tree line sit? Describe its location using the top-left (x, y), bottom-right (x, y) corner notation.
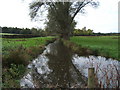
top-left (73, 27), bottom-right (119, 36)
top-left (1, 26), bottom-right (119, 37)
top-left (93, 32), bottom-right (120, 36)
top-left (1, 27), bottom-right (47, 36)
top-left (73, 27), bottom-right (94, 36)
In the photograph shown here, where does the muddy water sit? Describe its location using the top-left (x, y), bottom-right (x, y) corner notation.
top-left (20, 40), bottom-right (120, 88)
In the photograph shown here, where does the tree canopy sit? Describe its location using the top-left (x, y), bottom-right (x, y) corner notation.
top-left (29, 0), bottom-right (99, 39)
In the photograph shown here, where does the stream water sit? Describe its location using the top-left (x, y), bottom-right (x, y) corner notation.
top-left (20, 40), bottom-right (120, 88)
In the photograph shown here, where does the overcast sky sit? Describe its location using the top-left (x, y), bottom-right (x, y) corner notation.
top-left (0, 0), bottom-right (119, 33)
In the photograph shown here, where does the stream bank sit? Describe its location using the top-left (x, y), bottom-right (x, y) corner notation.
top-left (21, 40), bottom-right (120, 88)
top-left (2, 38), bottom-right (56, 88)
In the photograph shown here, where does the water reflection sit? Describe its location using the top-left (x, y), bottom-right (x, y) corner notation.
top-left (20, 40), bottom-right (85, 88)
top-left (45, 40), bottom-right (85, 87)
top-left (72, 55), bottom-right (120, 88)
top-left (20, 40), bottom-right (120, 88)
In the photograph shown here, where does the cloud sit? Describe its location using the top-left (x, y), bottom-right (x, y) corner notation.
top-left (75, 0), bottom-right (118, 33)
top-left (0, 0), bottom-right (44, 29)
top-left (0, 0), bottom-right (118, 32)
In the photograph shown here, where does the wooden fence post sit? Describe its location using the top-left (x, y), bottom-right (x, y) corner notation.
top-left (88, 68), bottom-right (95, 88)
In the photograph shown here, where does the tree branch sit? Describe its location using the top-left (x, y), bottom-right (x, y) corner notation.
top-left (71, 1), bottom-right (91, 21)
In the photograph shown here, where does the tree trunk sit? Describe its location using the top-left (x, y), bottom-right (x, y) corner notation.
top-left (59, 33), bottom-right (70, 40)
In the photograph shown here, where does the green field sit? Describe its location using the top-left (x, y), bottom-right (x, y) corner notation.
top-left (2, 36), bottom-right (119, 60)
top-left (0, 33), bottom-right (18, 35)
top-left (70, 36), bottom-right (119, 60)
top-left (2, 36), bottom-right (53, 55)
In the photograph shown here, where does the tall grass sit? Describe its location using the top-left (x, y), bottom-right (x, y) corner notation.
top-left (70, 36), bottom-right (119, 60)
top-left (2, 36), bottom-right (54, 88)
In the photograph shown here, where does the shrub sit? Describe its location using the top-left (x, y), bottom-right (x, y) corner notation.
top-left (26, 45), bottom-right (45, 59)
top-left (2, 64), bottom-right (26, 88)
top-left (2, 44), bottom-right (46, 68)
top-left (2, 46), bottom-right (30, 68)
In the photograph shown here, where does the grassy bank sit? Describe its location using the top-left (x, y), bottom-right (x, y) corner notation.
top-left (2, 36), bottom-right (54, 88)
top-left (70, 36), bottom-right (119, 61)
top-left (2, 37), bottom-right (54, 55)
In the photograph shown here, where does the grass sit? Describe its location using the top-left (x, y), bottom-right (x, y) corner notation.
top-left (2, 35), bottom-right (119, 88)
top-left (70, 36), bottom-right (119, 61)
top-left (0, 33), bottom-right (18, 35)
top-left (63, 39), bottom-right (93, 57)
top-left (2, 36), bottom-right (53, 55)
top-left (2, 36), bottom-right (54, 88)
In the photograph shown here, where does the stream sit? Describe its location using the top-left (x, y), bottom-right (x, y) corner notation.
top-left (20, 40), bottom-right (120, 88)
